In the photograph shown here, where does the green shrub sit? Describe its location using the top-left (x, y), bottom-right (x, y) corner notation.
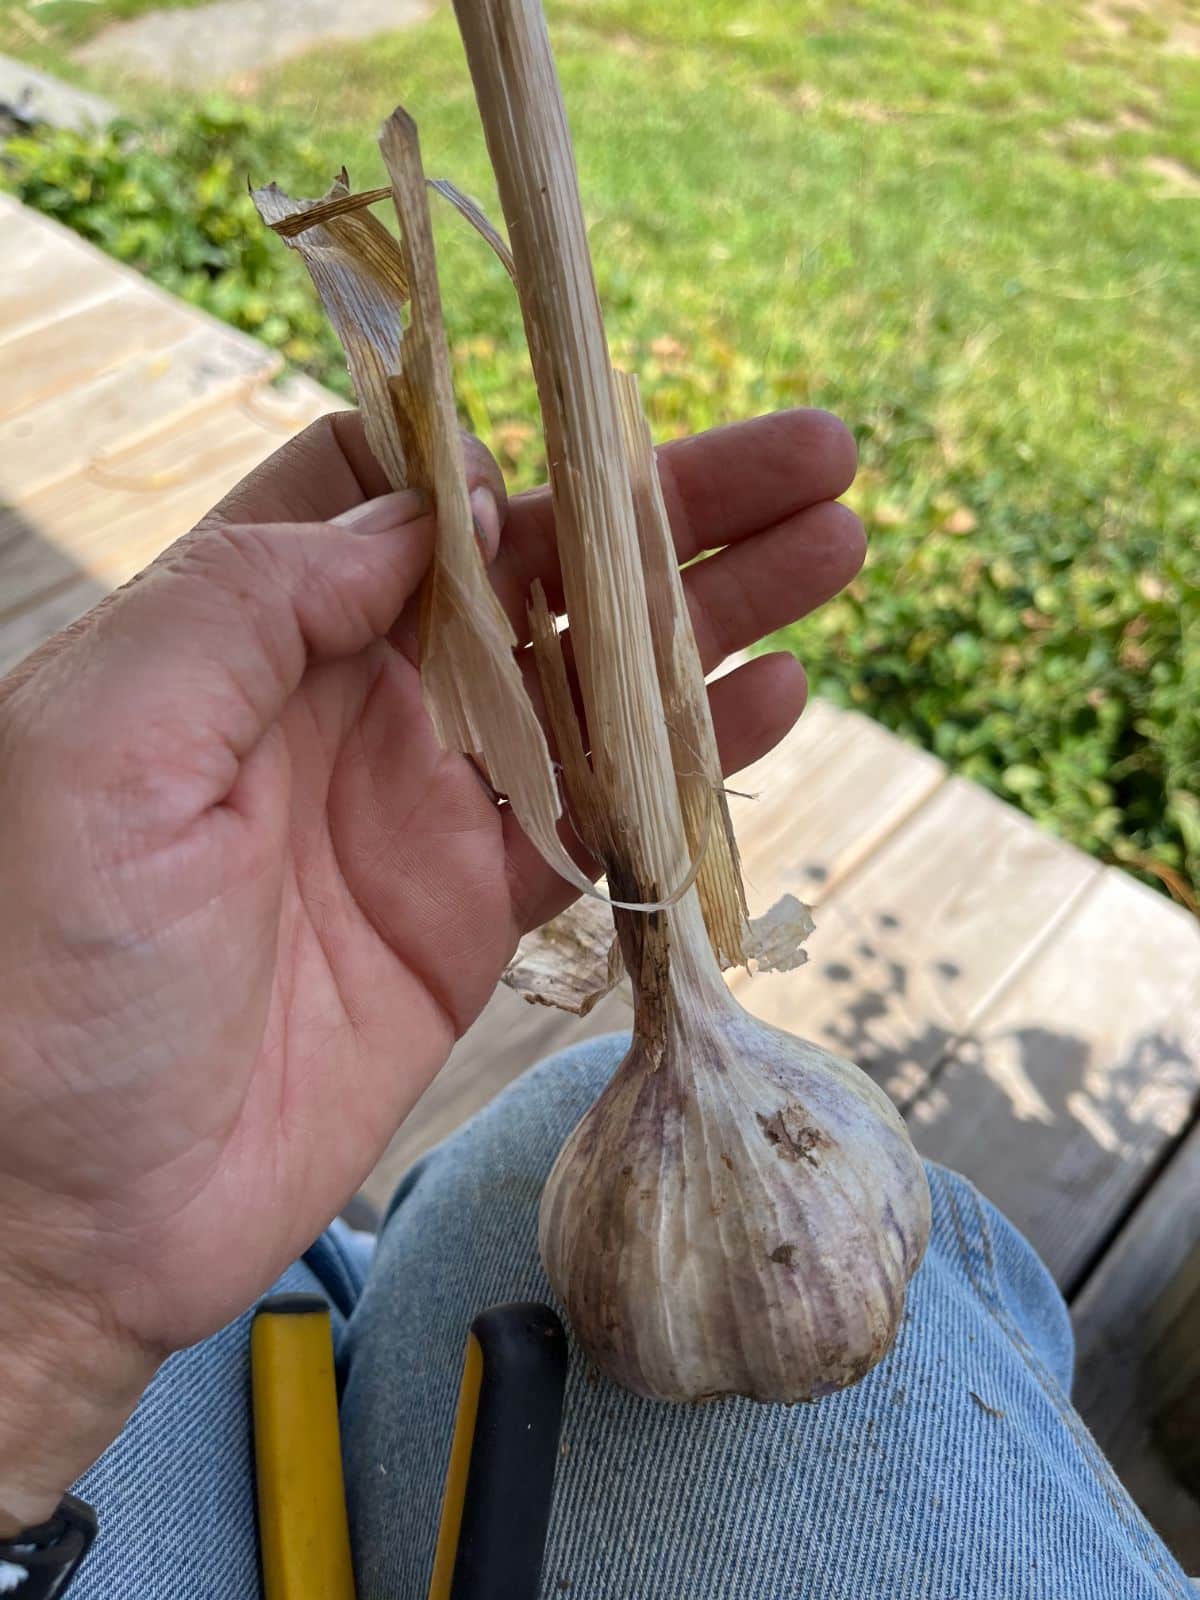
top-left (2, 102), bottom-right (350, 390)
top-left (0, 0), bottom-right (211, 55)
top-left (798, 441), bottom-right (1198, 901)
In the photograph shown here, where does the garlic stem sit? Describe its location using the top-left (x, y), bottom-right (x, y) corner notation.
top-left (452, 0), bottom-right (692, 911)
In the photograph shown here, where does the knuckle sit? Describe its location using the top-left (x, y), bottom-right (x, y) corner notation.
top-left (165, 520), bottom-right (302, 631)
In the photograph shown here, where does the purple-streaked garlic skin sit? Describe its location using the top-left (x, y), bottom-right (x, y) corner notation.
top-left (538, 1001), bottom-right (931, 1404)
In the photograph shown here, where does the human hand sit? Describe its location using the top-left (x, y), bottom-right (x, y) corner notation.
top-left (0, 408), bottom-right (861, 1524)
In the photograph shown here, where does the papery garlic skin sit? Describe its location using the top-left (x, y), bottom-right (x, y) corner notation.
top-left (539, 969), bottom-right (931, 1404)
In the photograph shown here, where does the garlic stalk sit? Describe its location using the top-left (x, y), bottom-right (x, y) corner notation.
top-left (453, 0), bottom-right (931, 1403)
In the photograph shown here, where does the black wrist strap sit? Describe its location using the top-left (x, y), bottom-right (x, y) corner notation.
top-left (0, 1494), bottom-right (97, 1598)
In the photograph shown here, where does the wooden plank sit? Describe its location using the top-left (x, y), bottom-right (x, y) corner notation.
top-left (1071, 1115), bottom-right (1200, 1570)
top-left (0, 284), bottom-right (198, 425)
top-left (0, 516), bottom-right (87, 625)
top-left (0, 201), bottom-right (130, 343)
top-left (0, 389), bottom-right (335, 615)
top-left (0, 426), bottom-right (279, 617)
top-left (0, 324), bottom-right (279, 501)
top-left (1148, 1244), bottom-right (1200, 1504)
top-left (240, 372), bottom-right (343, 432)
top-left (908, 869), bottom-right (1200, 1289)
top-left (730, 776), bottom-right (1101, 1103)
top-left (358, 984), bottom-right (632, 1212)
top-left (725, 697), bottom-right (945, 906)
top-left (0, 575), bottom-right (104, 677)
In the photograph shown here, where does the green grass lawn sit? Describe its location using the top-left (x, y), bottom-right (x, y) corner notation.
top-left (2, 0), bottom-right (1198, 895)
top-left (0, 0), bottom-right (206, 58)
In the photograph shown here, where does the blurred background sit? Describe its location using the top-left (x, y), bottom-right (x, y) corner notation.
top-left (1, 0), bottom-right (1197, 905)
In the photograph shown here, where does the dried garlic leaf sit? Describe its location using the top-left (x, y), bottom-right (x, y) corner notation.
top-left (428, 178), bottom-right (517, 281)
top-left (615, 370), bottom-right (750, 967)
top-left (256, 149), bottom-right (592, 894)
top-left (616, 371), bottom-right (814, 976)
top-left (508, 885), bottom-right (811, 1008)
top-left (264, 177), bottom-right (512, 275)
top-left (743, 893), bottom-right (814, 973)
top-left (504, 895), bottom-right (624, 1013)
top-left (263, 182), bottom-right (391, 236)
top-left (251, 174), bottom-right (409, 487)
top-left (378, 108), bottom-right (601, 898)
top-left (526, 579), bottom-right (604, 856)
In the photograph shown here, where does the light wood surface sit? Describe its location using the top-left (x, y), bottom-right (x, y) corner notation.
top-left (910, 870), bottom-right (1200, 1290)
top-left (730, 774), bottom-right (1100, 1104)
top-left (726, 695), bottom-right (945, 906)
top-left (0, 284), bottom-right (197, 422)
top-left (0, 324), bottom-right (277, 501)
top-left (1072, 1118), bottom-right (1200, 1568)
top-left (0, 385), bottom-right (337, 618)
top-left (3, 196), bottom-right (1199, 1563)
top-left (0, 191), bottom-right (129, 337)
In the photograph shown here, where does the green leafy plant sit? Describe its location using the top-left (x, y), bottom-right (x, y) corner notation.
top-left (793, 435), bottom-right (1198, 901)
top-left (2, 101), bottom-right (350, 389)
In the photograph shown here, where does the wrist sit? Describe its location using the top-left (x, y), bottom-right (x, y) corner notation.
top-left (0, 1261), bottom-right (160, 1536)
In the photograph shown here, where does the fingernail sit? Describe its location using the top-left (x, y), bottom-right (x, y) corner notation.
top-left (332, 489), bottom-right (431, 534)
top-left (470, 485), bottom-right (501, 561)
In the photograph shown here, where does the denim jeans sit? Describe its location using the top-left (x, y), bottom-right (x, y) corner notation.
top-left (71, 1035), bottom-right (1190, 1598)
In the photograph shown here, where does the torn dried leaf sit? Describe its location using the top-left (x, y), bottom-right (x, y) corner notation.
top-left (615, 369), bottom-right (751, 968)
top-left (251, 173), bottom-right (409, 487)
top-left (504, 895), bottom-right (625, 1014)
top-left (743, 893), bottom-right (815, 973)
top-left (378, 108), bottom-right (602, 897)
top-left (428, 178), bottom-right (517, 281)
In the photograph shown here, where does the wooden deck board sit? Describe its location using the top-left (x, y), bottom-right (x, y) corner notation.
top-left (0, 576), bottom-right (106, 677)
top-left (729, 775), bottom-right (1101, 1105)
top-left (1072, 1115), bottom-right (1200, 1569)
top-left (0, 325), bottom-right (278, 502)
top-left (725, 696), bottom-right (945, 906)
top-left (0, 192), bottom-right (131, 342)
top-left (908, 870), bottom-right (1200, 1290)
top-left (0, 283), bottom-right (198, 424)
top-left (0, 387), bottom-right (336, 616)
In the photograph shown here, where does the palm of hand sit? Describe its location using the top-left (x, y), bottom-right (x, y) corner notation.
top-left (158, 641), bottom-right (516, 1346)
top-left (8, 643), bottom-right (518, 1352)
top-left (0, 408), bottom-right (861, 1356)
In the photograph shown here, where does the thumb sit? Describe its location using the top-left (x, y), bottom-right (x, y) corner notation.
top-left (14, 489), bottom-right (435, 823)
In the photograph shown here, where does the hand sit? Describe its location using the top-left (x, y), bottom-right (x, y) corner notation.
top-left (0, 408), bottom-right (862, 1523)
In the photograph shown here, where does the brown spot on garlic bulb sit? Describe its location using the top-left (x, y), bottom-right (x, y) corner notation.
top-left (538, 940), bottom-right (930, 1405)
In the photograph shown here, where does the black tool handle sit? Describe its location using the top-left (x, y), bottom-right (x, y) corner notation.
top-left (451, 1302), bottom-right (568, 1600)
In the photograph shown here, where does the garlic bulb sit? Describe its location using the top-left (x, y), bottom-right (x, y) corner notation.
top-left (539, 897), bottom-right (931, 1404)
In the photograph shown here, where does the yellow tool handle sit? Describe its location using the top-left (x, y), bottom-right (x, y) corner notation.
top-left (251, 1294), bottom-right (357, 1600)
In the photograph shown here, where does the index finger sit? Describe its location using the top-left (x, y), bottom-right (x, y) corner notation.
top-left (493, 407), bottom-right (857, 614)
